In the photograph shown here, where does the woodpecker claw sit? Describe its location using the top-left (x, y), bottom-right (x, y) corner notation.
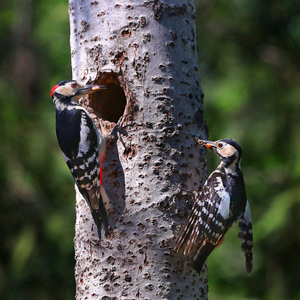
top-left (107, 116), bottom-right (128, 149)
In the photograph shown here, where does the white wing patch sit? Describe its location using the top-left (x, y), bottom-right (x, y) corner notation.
top-left (218, 192), bottom-right (230, 219)
top-left (78, 114), bottom-right (91, 156)
top-left (215, 176), bottom-right (231, 219)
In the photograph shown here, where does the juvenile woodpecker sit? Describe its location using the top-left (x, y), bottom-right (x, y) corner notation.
top-left (51, 79), bottom-right (113, 239)
top-left (174, 138), bottom-right (253, 274)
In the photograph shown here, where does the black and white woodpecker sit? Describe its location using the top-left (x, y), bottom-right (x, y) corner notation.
top-left (175, 138), bottom-right (253, 275)
top-left (51, 79), bottom-right (114, 240)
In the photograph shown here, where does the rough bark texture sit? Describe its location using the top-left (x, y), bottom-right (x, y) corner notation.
top-left (69, 0), bottom-right (209, 299)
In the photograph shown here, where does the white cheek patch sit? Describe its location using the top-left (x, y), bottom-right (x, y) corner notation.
top-left (55, 85), bottom-right (73, 97)
top-left (220, 145), bottom-right (237, 157)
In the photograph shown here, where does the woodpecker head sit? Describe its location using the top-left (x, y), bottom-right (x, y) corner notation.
top-left (194, 137), bottom-right (242, 168)
top-left (50, 80), bottom-right (106, 100)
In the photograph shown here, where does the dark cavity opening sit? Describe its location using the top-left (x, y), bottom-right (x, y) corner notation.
top-left (90, 73), bottom-right (126, 123)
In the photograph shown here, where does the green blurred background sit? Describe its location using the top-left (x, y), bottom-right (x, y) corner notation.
top-left (0, 0), bottom-right (299, 299)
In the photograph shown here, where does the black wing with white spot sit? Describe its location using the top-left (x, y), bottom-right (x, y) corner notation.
top-left (56, 107), bottom-right (108, 239)
top-left (175, 171), bottom-right (230, 254)
top-left (174, 169), bottom-right (247, 273)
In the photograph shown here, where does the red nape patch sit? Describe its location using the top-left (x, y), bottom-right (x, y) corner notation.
top-left (50, 84), bottom-right (59, 97)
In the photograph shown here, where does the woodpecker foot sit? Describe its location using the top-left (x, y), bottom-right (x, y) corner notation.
top-left (87, 238), bottom-right (101, 248)
top-left (109, 116), bottom-right (128, 148)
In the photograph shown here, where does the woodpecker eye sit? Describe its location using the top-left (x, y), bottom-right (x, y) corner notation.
top-left (71, 83), bottom-right (77, 88)
top-left (218, 142), bottom-right (224, 148)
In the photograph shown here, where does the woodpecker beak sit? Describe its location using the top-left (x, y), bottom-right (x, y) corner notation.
top-left (76, 84), bottom-right (107, 96)
top-left (194, 137), bottom-right (216, 149)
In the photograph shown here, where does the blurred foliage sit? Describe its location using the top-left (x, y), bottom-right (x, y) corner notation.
top-left (0, 0), bottom-right (74, 299)
top-left (0, 0), bottom-right (299, 299)
top-left (195, 0), bottom-right (300, 299)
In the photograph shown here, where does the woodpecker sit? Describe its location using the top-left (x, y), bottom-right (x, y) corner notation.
top-left (51, 79), bottom-right (114, 240)
top-left (174, 138), bottom-right (253, 274)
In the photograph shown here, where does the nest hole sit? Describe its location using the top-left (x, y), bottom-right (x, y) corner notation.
top-left (90, 73), bottom-right (126, 123)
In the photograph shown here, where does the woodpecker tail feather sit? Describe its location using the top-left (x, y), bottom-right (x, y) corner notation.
top-left (238, 212), bottom-right (253, 275)
top-left (193, 242), bottom-right (216, 273)
top-left (98, 194), bottom-right (109, 236)
top-left (75, 183), bottom-right (109, 240)
top-left (245, 252), bottom-right (253, 275)
top-left (100, 185), bottom-right (114, 215)
top-left (91, 195), bottom-right (108, 239)
top-left (91, 210), bottom-right (103, 240)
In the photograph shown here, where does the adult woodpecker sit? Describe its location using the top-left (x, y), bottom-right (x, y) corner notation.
top-left (174, 138), bottom-right (253, 274)
top-left (51, 79), bottom-right (114, 240)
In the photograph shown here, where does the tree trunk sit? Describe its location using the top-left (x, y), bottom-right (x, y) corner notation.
top-left (69, 0), bottom-right (208, 299)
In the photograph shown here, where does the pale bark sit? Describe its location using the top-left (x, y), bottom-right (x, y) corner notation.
top-left (69, 0), bottom-right (208, 299)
